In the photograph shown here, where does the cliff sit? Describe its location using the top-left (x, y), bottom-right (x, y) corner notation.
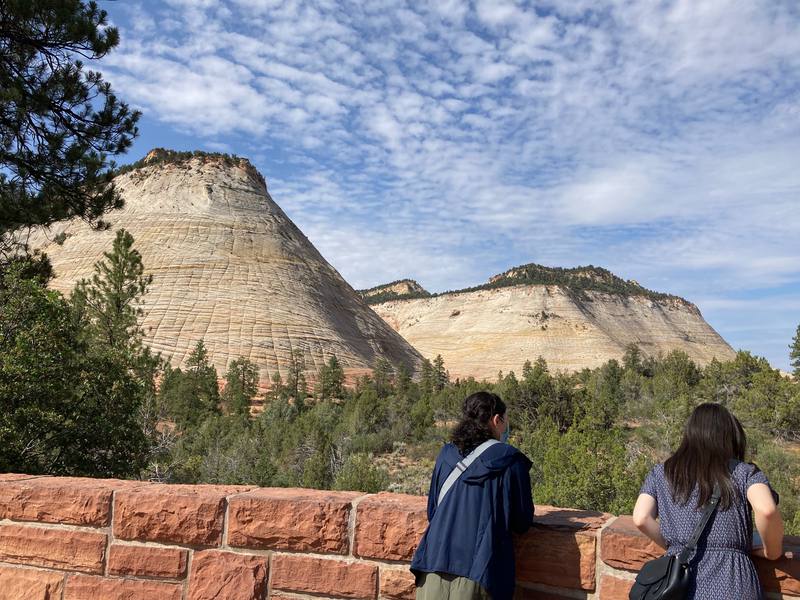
top-left (24, 151), bottom-right (423, 380)
top-left (371, 273), bottom-right (736, 379)
top-left (360, 279), bottom-right (430, 304)
top-left (0, 474), bottom-right (797, 599)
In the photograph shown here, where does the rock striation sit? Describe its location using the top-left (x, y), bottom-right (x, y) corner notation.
top-left (25, 150), bottom-right (422, 381)
top-left (370, 268), bottom-right (736, 380)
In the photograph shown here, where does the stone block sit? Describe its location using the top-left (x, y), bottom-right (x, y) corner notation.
top-left (380, 567), bottom-right (416, 600)
top-left (354, 493), bottom-right (428, 561)
top-left (598, 574), bottom-right (635, 599)
top-left (63, 575), bottom-right (183, 600)
top-left (188, 550), bottom-right (269, 600)
top-left (514, 587), bottom-right (574, 599)
top-left (271, 554), bottom-right (378, 599)
top-left (0, 473), bottom-right (41, 481)
top-left (599, 515), bottom-right (662, 571)
top-left (515, 505), bottom-right (609, 591)
top-left (107, 543), bottom-right (188, 579)
top-left (227, 487), bottom-right (359, 553)
top-left (0, 565), bottom-right (64, 600)
top-left (0, 476), bottom-right (145, 526)
top-left (0, 523), bottom-right (106, 574)
top-left (114, 483), bottom-right (251, 546)
top-left (754, 535), bottom-right (800, 596)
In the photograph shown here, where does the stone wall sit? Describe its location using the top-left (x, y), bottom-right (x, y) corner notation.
top-left (0, 473), bottom-right (797, 600)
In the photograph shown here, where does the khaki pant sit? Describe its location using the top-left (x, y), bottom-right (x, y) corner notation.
top-left (415, 572), bottom-right (491, 600)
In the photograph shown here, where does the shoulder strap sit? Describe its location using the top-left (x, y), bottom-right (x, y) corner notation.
top-left (677, 483), bottom-right (721, 564)
top-left (436, 439), bottom-right (500, 506)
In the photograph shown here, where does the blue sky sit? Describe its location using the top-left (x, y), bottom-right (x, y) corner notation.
top-left (101, 0), bottom-right (800, 370)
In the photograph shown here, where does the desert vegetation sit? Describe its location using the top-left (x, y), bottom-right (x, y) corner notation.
top-left (2, 231), bottom-right (799, 536)
top-left (362, 263), bottom-right (687, 305)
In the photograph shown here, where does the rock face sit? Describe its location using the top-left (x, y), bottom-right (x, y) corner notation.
top-left (372, 284), bottom-right (736, 380)
top-left (360, 279), bottom-right (429, 303)
top-left (25, 151), bottom-right (422, 381)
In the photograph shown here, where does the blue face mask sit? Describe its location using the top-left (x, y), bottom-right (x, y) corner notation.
top-left (501, 423), bottom-right (510, 444)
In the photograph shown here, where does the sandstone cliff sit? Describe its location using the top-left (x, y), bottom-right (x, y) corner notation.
top-left (371, 268), bottom-right (735, 380)
top-left (359, 279), bottom-right (429, 304)
top-left (25, 151), bottom-right (422, 381)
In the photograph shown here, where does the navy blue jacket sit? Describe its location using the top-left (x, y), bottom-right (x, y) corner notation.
top-left (410, 442), bottom-right (534, 600)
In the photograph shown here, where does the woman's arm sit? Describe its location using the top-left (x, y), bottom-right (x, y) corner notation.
top-left (507, 458), bottom-right (534, 534)
top-left (747, 483), bottom-right (784, 560)
top-left (632, 493), bottom-right (667, 550)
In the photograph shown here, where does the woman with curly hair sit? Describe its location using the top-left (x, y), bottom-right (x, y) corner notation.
top-left (411, 391), bottom-right (534, 600)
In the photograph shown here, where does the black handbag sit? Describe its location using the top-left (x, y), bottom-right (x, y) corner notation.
top-left (629, 483), bottom-right (721, 600)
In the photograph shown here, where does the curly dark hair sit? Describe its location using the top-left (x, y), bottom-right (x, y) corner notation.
top-left (451, 391), bottom-right (506, 455)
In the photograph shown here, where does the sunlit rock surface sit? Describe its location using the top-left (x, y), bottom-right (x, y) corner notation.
top-left (372, 284), bottom-right (735, 380)
top-left (26, 152), bottom-right (422, 381)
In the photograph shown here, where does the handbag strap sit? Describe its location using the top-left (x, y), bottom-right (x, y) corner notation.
top-left (437, 439), bottom-right (499, 506)
top-left (676, 460), bottom-right (738, 563)
top-left (676, 482), bottom-right (721, 564)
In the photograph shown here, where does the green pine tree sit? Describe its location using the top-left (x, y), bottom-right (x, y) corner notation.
top-left (432, 354), bottom-right (449, 391)
top-left (790, 324), bottom-right (800, 379)
top-left (419, 359), bottom-right (435, 396)
top-left (286, 349), bottom-right (307, 407)
top-left (163, 341), bottom-right (220, 431)
top-left (222, 357), bottom-right (259, 416)
top-left (372, 358), bottom-right (394, 398)
top-left (0, 258), bottom-right (149, 477)
top-left (316, 355), bottom-right (345, 401)
top-left (72, 229), bottom-right (152, 351)
top-left (1, 0), bottom-right (139, 257)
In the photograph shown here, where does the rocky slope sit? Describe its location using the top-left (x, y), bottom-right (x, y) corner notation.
top-left (370, 266), bottom-right (735, 380)
top-left (25, 150), bottom-right (422, 381)
top-left (359, 279), bottom-right (429, 304)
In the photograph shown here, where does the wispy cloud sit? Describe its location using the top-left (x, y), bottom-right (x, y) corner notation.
top-left (104, 0), bottom-right (800, 369)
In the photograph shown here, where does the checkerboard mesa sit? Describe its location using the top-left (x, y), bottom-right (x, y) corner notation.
top-left (24, 150), bottom-right (423, 383)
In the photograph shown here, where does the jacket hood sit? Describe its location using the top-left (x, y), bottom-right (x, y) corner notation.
top-left (441, 442), bottom-right (532, 484)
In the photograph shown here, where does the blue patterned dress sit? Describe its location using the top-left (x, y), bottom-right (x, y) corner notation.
top-left (640, 461), bottom-right (778, 600)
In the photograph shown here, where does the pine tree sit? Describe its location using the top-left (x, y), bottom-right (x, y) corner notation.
top-left (432, 354), bottom-right (449, 391)
top-left (1, 0), bottom-right (139, 257)
top-left (419, 359), bottom-right (435, 396)
top-left (164, 340), bottom-right (220, 431)
top-left (0, 254), bottom-right (149, 477)
top-left (316, 355), bottom-right (344, 401)
top-left (622, 344), bottom-right (643, 373)
top-left (372, 358), bottom-right (394, 398)
top-left (72, 229), bottom-right (152, 351)
top-left (269, 371), bottom-right (287, 402)
top-left (222, 357), bottom-right (259, 416)
top-left (286, 349), bottom-right (307, 406)
top-left (790, 324), bottom-right (800, 379)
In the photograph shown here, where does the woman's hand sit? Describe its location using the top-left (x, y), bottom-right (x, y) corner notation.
top-left (748, 483), bottom-right (784, 560)
top-left (632, 493), bottom-right (667, 550)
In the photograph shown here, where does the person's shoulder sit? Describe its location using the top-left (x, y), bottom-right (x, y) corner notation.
top-left (485, 442), bottom-right (532, 470)
top-left (435, 442), bottom-right (461, 465)
top-left (641, 462), bottom-right (665, 489)
top-left (730, 459), bottom-right (769, 485)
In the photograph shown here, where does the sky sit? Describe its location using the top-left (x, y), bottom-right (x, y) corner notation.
top-left (100, 0), bottom-right (800, 370)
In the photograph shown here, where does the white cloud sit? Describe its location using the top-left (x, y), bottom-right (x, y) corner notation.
top-left (104, 0), bottom-right (800, 368)
top-left (475, 0), bottom-right (522, 28)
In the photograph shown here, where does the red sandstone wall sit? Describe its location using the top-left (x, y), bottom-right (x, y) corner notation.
top-left (0, 473), bottom-right (797, 600)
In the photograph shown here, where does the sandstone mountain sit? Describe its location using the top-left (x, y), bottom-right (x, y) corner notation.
top-left (25, 149), bottom-right (422, 382)
top-left (359, 279), bottom-right (430, 304)
top-left (368, 264), bottom-right (736, 380)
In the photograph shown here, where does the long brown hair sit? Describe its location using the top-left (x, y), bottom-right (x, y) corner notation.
top-left (451, 391), bottom-right (506, 455)
top-left (664, 403), bottom-right (746, 509)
